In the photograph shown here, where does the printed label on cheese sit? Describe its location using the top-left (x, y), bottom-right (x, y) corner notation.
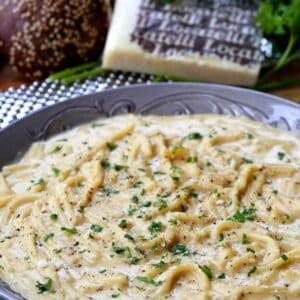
top-left (130, 0), bottom-right (262, 66)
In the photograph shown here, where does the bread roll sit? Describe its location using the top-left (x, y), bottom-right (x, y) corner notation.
top-left (0, 0), bottom-right (110, 78)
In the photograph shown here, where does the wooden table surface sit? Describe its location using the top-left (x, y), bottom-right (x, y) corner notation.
top-left (1, 62), bottom-right (300, 104)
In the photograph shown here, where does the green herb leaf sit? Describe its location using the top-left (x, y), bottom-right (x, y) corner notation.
top-left (107, 143), bottom-right (117, 151)
top-left (247, 248), bottom-right (256, 253)
top-left (148, 221), bottom-right (163, 235)
top-left (131, 195), bottom-right (139, 204)
top-left (281, 254), bottom-right (288, 261)
top-left (248, 266), bottom-right (257, 277)
top-left (199, 265), bottom-right (213, 279)
top-left (101, 160), bottom-right (111, 169)
top-left (44, 233), bottom-right (54, 242)
top-left (35, 278), bottom-right (52, 294)
top-left (136, 276), bottom-right (162, 286)
top-left (114, 164), bottom-right (127, 172)
top-left (242, 233), bottom-right (250, 244)
top-left (230, 207), bottom-right (256, 223)
top-left (170, 166), bottom-right (182, 182)
top-left (186, 156), bottom-right (198, 163)
top-left (50, 214), bottom-right (58, 221)
top-left (61, 227), bottom-right (78, 234)
top-left (51, 166), bottom-right (60, 176)
top-left (186, 132), bottom-right (203, 140)
top-left (124, 233), bottom-right (135, 242)
top-left (168, 219), bottom-right (177, 225)
top-left (112, 242), bottom-right (125, 255)
top-left (277, 152), bottom-right (285, 160)
top-left (171, 244), bottom-right (190, 256)
top-left (52, 146), bottom-right (62, 153)
top-left (118, 220), bottom-right (128, 229)
top-left (152, 261), bottom-right (167, 269)
top-left (90, 224), bottom-right (103, 233)
top-left (153, 171), bottom-right (166, 175)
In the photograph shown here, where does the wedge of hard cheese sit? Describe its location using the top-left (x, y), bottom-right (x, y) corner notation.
top-left (102, 0), bottom-right (262, 86)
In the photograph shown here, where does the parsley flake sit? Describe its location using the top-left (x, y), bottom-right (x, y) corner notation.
top-left (35, 278), bottom-right (52, 294)
top-left (230, 207), bottom-right (256, 223)
top-left (148, 221), bottom-right (163, 235)
top-left (136, 276), bottom-right (162, 286)
top-left (199, 265), bottom-right (213, 279)
top-left (90, 224), bottom-right (103, 233)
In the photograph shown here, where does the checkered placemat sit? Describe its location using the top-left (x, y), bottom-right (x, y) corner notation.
top-left (0, 71), bottom-right (154, 129)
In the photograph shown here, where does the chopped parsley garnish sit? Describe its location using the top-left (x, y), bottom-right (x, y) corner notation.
top-left (52, 146), bottom-right (62, 153)
top-left (90, 224), bottom-right (103, 233)
top-left (34, 178), bottom-right (46, 186)
top-left (274, 235), bottom-right (283, 241)
top-left (50, 213), bottom-right (58, 221)
top-left (153, 171), bottom-right (166, 175)
top-left (101, 160), bottom-right (111, 169)
top-left (277, 152), bottom-right (285, 160)
top-left (112, 243), bottom-right (125, 255)
top-left (217, 273), bottom-right (226, 279)
top-left (107, 143), bottom-right (117, 151)
top-left (230, 207), bottom-right (256, 223)
top-left (61, 227), bottom-right (78, 234)
top-left (199, 265), bottom-right (213, 279)
top-left (247, 266), bottom-right (257, 277)
top-left (155, 199), bottom-right (168, 211)
top-left (247, 133), bottom-right (254, 139)
top-left (51, 166), bottom-right (60, 176)
top-left (35, 278), bottom-right (52, 294)
top-left (133, 181), bottom-right (143, 188)
top-left (112, 243), bottom-right (132, 259)
top-left (273, 189), bottom-right (278, 195)
top-left (186, 156), bottom-right (198, 163)
top-left (242, 233), bottom-right (250, 244)
top-left (118, 219), bottom-right (128, 229)
top-left (102, 187), bottom-right (120, 195)
top-left (186, 132), bottom-right (203, 140)
top-left (170, 166), bottom-right (182, 182)
top-left (124, 247), bottom-right (132, 258)
top-left (168, 219), bottom-right (177, 225)
top-left (281, 254), bottom-right (288, 261)
top-left (219, 233), bottom-right (224, 241)
top-left (171, 244), bottom-right (190, 256)
top-left (136, 276), bottom-right (162, 286)
top-left (148, 221), bottom-right (163, 235)
top-left (114, 164), bottom-right (127, 171)
top-left (131, 195), bottom-right (139, 204)
top-left (112, 293), bottom-right (120, 298)
top-left (44, 233), bottom-right (54, 242)
top-left (247, 248), bottom-right (255, 253)
top-left (131, 257), bottom-right (140, 265)
top-left (124, 233), bottom-right (134, 242)
top-left (242, 157), bottom-right (253, 164)
top-left (127, 207), bottom-right (137, 216)
top-left (152, 261), bottom-right (167, 269)
top-left (142, 201), bottom-right (151, 207)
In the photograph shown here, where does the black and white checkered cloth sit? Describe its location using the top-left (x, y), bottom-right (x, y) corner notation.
top-left (0, 71), bottom-right (154, 129)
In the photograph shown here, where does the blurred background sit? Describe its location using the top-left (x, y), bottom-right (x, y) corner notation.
top-left (0, 0), bottom-right (299, 102)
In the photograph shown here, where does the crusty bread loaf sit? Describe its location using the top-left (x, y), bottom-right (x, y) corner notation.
top-left (0, 0), bottom-right (110, 78)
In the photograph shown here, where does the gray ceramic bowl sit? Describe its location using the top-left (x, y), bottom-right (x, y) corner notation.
top-left (0, 83), bottom-right (300, 299)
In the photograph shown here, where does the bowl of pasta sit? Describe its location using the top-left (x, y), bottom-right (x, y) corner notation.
top-left (0, 83), bottom-right (300, 300)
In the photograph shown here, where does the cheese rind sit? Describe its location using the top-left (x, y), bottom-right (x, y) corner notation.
top-left (102, 0), bottom-right (262, 86)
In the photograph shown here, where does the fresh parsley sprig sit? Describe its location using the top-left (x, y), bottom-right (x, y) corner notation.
top-left (255, 0), bottom-right (300, 90)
